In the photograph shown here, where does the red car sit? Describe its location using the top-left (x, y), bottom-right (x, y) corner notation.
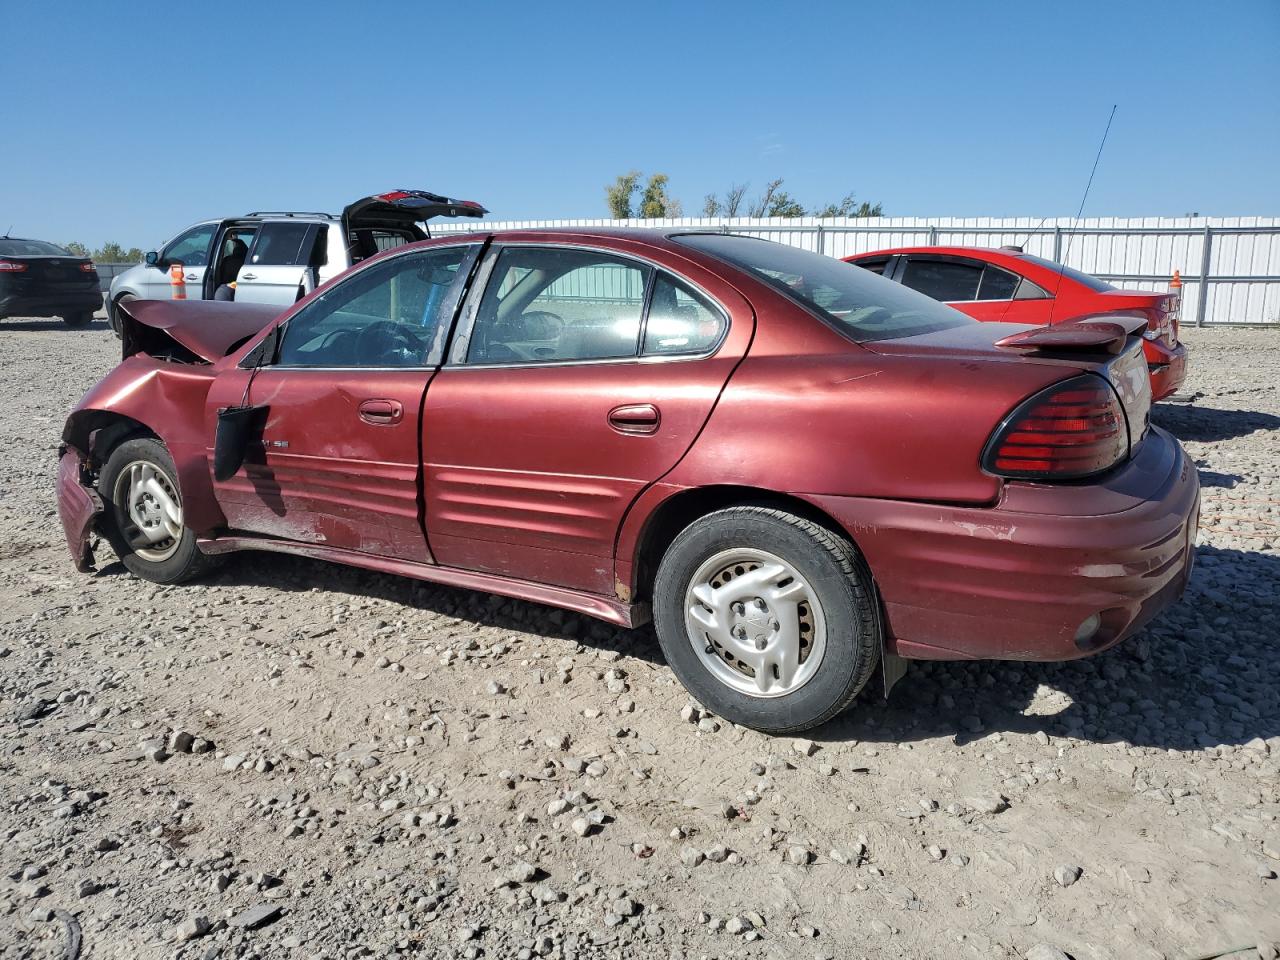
top-left (56, 230), bottom-right (1199, 733)
top-left (845, 246), bottom-right (1188, 401)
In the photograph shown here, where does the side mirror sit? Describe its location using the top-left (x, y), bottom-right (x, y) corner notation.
top-left (144, 251), bottom-right (159, 267)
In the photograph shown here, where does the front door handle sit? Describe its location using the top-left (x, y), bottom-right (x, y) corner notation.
top-left (359, 399), bottom-right (403, 425)
top-left (240, 273), bottom-right (258, 281)
top-left (607, 403), bottom-right (660, 435)
top-left (185, 273), bottom-right (199, 282)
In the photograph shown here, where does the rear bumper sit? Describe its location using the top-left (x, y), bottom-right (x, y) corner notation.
top-left (0, 290), bottom-right (102, 319)
top-left (56, 447), bottom-right (102, 573)
top-left (1144, 338), bottom-right (1188, 401)
top-left (812, 427), bottom-right (1199, 661)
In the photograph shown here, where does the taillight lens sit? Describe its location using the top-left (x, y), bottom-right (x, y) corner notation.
top-left (80, 262), bottom-right (97, 273)
top-left (0, 260), bottom-right (28, 272)
top-left (983, 375), bottom-right (1128, 480)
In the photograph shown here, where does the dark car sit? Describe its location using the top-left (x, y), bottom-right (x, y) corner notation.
top-left (56, 230), bottom-right (1198, 734)
top-left (0, 237), bottom-right (102, 327)
top-left (845, 246), bottom-right (1188, 400)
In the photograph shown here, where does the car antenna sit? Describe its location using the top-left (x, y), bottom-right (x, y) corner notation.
top-left (1045, 104), bottom-right (1117, 326)
top-left (1000, 105), bottom-right (1116, 324)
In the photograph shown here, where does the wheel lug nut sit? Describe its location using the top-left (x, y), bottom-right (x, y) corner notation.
top-left (755, 598), bottom-right (767, 610)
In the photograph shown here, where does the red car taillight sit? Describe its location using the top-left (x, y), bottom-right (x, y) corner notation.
top-left (80, 262), bottom-right (97, 273)
top-left (0, 260), bottom-right (29, 272)
top-left (982, 375), bottom-right (1128, 480)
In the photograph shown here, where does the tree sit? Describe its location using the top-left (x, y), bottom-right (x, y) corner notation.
top-left (813, 193), bottom-right (884, 218)
top-left (765, 190), bottom-right (805, 218)
top-left (723, 183), bottom-right (748, 217)
top-left (123, 247), bottom-right (145, 263)
top-left (748, 179), bottom-right (785, 217)
top-left (63, 241), bottom-right (90, 257)
top-left (94, 241), bottom-right (129, 263)
top-left (639, 173), bottom-right (681, 218)
top-left (702, 193), bottom-right (721, 217)
top-left (605, 171), bottom-right (642, 219)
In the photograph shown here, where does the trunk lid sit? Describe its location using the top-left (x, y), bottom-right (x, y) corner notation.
top-left (341, 190), bottom-right (488, 237)
top-left (4, 255), bottom-right (98, 290)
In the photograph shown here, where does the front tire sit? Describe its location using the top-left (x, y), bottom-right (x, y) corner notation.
top-left (62, 311), bottom-right (94, 329)
top-left (652, 506), bottom-right (881, 734)
top-left (98, 437), bottom-right (218, 583)
top-left (109, 294), bottom-right (136, 337)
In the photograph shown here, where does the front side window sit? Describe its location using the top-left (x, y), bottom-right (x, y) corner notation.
top-left (467, 247), bottom-right (650, 364)
top-left (900, 258), bottom-right (983, 302)
top-left (276, 245), bottom-right (474, 368)
top-left (676, 234), bottom-right (971, 343)
top-left (643, 274), bottom-right (726, 356)
top-left (250, 223), bottom-right (312, 265)
top-left (162, 224), bottom-right (217, 266)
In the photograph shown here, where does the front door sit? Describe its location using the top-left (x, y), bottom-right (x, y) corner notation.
top-left (147, 222), bottom-right (218, 300)
top-left (422, 243), bottom-right (753, 595)
top-left (205, 242), bottom-right (481, 562)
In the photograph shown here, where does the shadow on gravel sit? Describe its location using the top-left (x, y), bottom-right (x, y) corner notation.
top-left (1, 317), bottom-right (111, 332)
top-left (816, 544), bottom-right (1280, 753)
top-left (95, 539), bottom-right (1277, 750)
top-left (1195, 469), bottom-right (1243, 489)
top-left (1154, 403), bottom-right (1280, 442)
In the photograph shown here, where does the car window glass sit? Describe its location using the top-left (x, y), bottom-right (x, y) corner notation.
top-left (900, 258), bottom-right (983, 301)
top-left (852, 257), bottom-right (890, 276)
top-left (642, 274), bottom-right (726, 356)
top-left (977, 265), bottom-right (1020, 300)
top-left (250, 223), bottom-right (312, 265)
top-left (673, 234), bottom-right (973, 343)
top-left (468, 247), bottom-right (650, 364)
top-left (0, 239), bottom-right (71, 257)
top-left (1014, 277), bottom-right (1050, 300)
top-left (277, 246), bottom-right (472, 368)
top-left (162, 224), bottom-right (217, 267)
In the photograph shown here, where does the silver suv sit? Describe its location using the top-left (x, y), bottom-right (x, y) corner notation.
top-left (107, 190), bottom-right (486, 335)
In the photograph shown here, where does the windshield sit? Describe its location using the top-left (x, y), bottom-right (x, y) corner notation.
top-left (1017, 254), bottom-right (1115, 293)
top-left (0, 238), bottom-right (73, 257)
top-left (675, 234), bottom-right (973, 342)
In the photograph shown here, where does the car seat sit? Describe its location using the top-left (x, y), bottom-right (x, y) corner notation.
top-left (217, 238), bottom-right (249, 286)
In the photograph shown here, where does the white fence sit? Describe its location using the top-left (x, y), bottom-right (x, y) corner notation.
top-left (434, 216), bottom-right (1280, 326)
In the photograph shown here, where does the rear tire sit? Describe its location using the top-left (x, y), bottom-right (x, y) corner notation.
top-left (62, 311), bottom-right (94, 328)
top-left (652, 505), bottom-right (881, 734)
top-left (98, 437), bottom-right (219, 584)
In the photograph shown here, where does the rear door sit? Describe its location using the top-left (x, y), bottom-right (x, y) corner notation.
top-left (205, 242), bottom-right (482, 561)
top-left (235, 222), bottom-right (318, 306)
top-left (421, 242), bottom-right (753, 595)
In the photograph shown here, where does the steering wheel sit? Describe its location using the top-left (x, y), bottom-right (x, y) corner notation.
top-left (355, 321), bottom-right (421, 364)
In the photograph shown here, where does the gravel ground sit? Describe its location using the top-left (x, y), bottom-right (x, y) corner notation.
top-left (1, 316), bottom-right (1277, 960)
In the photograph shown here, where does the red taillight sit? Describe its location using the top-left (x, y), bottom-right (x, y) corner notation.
top-left (983, 375), bottom-right (1129, 480)
top-left (0, 259), bottom-right (28, 272)
top-left (80, 262), bottom-right (97, 273)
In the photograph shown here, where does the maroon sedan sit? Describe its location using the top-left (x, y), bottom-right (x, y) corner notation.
top-left (845, 246), bottom-right (1188, 401)
top-left (56, 230), bottom-right (1199, 733)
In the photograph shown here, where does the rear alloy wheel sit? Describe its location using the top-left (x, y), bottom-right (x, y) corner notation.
top-left (62, 311), bottom-right (94, 328)
top-left (99, 437), bottom-right (218, 583)
top-left (653, 505), bottom-right (881, 734)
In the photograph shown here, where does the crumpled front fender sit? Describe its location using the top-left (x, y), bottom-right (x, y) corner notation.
top-left (56, 446), bottom-right (103, 573)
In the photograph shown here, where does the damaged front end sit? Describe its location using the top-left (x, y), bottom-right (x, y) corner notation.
top-left (56, 442), bottom-right (103, 572)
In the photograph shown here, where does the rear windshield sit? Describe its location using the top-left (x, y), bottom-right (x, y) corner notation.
top-left (675, 234), bottom-right (972, 342)
top-left (1017, 254), bottom-right (1114, 293)
top-left (0, 239), bottom-right (72, 257)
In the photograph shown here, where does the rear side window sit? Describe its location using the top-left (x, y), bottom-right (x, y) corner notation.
top-left (250, 223), bottom-right (312, 266)
top-left (468, 247), bottom-right (650, 364)
top-left (900, 258), bottom-right (983, 302)
top-left (1015, 277), bottom-right (1049, 300)
top-left (977, 265), bottom-right (1020, 300)
top-left (643, 274), bottom-right (726, 356)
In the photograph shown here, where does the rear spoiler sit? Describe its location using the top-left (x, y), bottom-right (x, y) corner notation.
top-left (995, 315), bottom-right (1147, 355)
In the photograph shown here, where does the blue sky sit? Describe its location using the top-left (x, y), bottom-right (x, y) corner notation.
top-left (2, 0), bottom-right (1277, 248)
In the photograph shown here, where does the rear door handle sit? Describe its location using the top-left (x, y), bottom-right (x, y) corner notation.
top-left (359, 399), bottom-right (403, 425)
top-left (607, 403), bottom-right (660, 435)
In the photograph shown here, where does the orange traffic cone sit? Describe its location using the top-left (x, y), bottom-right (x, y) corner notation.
top-left (1169, 269), bottom-right (1182, 292)
top-left (169, 262), bottom-right (186, 300)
